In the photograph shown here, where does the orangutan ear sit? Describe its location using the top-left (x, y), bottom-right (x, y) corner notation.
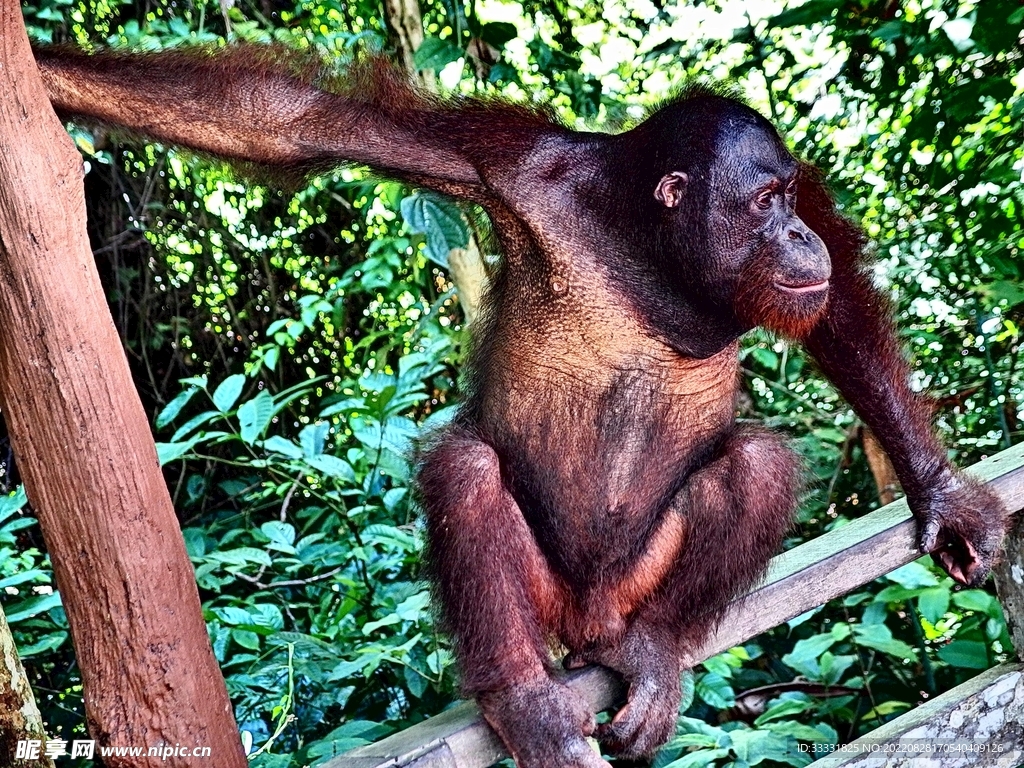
top-left (654, 171), bottom-right (689, 208)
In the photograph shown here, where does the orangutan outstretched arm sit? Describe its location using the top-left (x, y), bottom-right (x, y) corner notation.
top-left (35, 45), bottom-right (561, 194)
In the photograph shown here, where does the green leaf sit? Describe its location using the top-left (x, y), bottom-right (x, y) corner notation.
top-left (250, 752), bottom-right (291, 768)
top-left (404, 664), bottom-right (428, 698)
top-left (156, 436), bottom-right (202, 466)
top-left (0, 518), bottom-right (33, 541)
top-left (319, 397), bottom-right (366, 418)
top-left (426, 648), bottom-right (449, 676)
top-left (0, 570), bottom-right (48, 590)
top-left (973, 0), bottom-right (1020, 53)
top-left (782, 632), bottom-right (837, 677)
top-left (400, 192), bottom-right (469, 267)
top-left (985, 616), bottom-right (1006, 641)
top-left (263, 436), bottom-right (304, 459)
top-left (695, 671), bottom-right (735, 709)
top-left (364, 524), bottom-right (418, 551)
top-left (413, 37), bottom-right (463, 71)
top-left (768, 0), bottom-right (843, 28)
top-left (300, 422), bottom-right (329, 458)
top-left (170, 410), bottom-right (218, 442)
top-left (237, 390), bottom-right (275, 444)
top-left (918, 586), bottom-right (950, 625)
top-left (479, 21), bottom-right (517, 47)
top-left (261, 521), bottom-right (296, 548)
top-left (852, 624), bottom-right (917, 660)
top-left (819, 652), bottom-right (856, 686)
top-left (251, 603), bottom-right (284, 629)
top-left (363, 614), bottom-right (402, 635)
top-left (764, 720), bottom-right (835, 743)
top-left (702, 654), bottom-right (734, 678)
top-left (207, 547), bottom-right (273, 568)
top-left (35, 8), bottom-right (65, 21)
top-left (233, 628), bottom-right (261, 650)
top-left (680, 669), bottom-right (695, 712)
top-left (975, 281), bottom-right (1024, 308)
top-left (875, 585), bottom-right (925, 603)
top-left (886, 562), bottom-right (939, 589)
top-left (298, 295), bottom-right (333, 327)
top-left (212, 374), bottom-right (246, 412)
top-left (748, 344), bottom-right (780, 369)
top-left (307, 454), bottom-right (357, 483)
top-left (185, 474), bottom-right (205, 505)
top-left (872, 20), bottom-right (907, 42)
top-left (156, 387), bottom-right (198, 429)
top-left (262, 346), bottom-right (280, 371)
top-left (182, 528), bottom-right (207, 558)
top-left (0, 486), bottom-right (28, 523)
top-left (862, 700), bottom-right (912, 719)
top-left (320, 720), bottom-right (389, 742)
top-left (937, 639), bottom-right (990, 669)
top-left (5, 592), bottom-right (62, 623)
top-left (395, 591), bottom-right (430, 621)
top-left (668, 733), bottom-right (723, 750)
top-left (755, 695), bottom-right (814, 725)
top-left (952, 590), bottom-right (997, 616)
top-left (17, 631), bottom-right (68, 657)
top-left (383, 487), bottom-right (408, 512)
top-left (215, 606), bottom-right (255, 625)
top-left (730, 729), bottom-right (791, 765)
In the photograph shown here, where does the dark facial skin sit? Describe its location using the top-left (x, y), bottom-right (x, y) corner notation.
top-left (651, 113), bottom-right (832, 340)
top-left (36, 51), bottom-right (1010, 768)
top-left (709, 127), bottom-right (830, 289)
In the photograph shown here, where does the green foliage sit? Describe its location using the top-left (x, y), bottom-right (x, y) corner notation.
top-left (7, 0), bottom-right (1022, 764)
top-left (149, 327), bottom-right (457, 760)
top-left (400, 193), bottom-right (470, 268)
top-left (0, 489), bottom-right (65, 654)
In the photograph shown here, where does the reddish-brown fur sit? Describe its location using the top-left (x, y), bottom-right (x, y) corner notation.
top-left (36, 45), bottom-right (1010, 768)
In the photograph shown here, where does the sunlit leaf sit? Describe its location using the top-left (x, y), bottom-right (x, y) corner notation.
top-left (237, 390), bottom-right (275, 444)
top-left (413, 37), bottom-right (463, 71)
top-left (212, 374), bottom-right (246, 413)
top-left (400, 192), bottom-right (469, 267)
top-left (157, 387), bottom-right (198, 429)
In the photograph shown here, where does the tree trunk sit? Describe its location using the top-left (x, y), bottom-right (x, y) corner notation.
top-left (383, 0), bottom-right (429, 85)
top-left (861, 426), bottom-right (900, 506)
top-left (0, 7), bottom-right (246, 767)
top-left (0, 607), bottom-right (54, 768)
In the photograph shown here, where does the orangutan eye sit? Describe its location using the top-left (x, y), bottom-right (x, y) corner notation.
top-left (754, 189), bottom-right (774, 210)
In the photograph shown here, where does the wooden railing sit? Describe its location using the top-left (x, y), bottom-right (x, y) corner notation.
top-left (327, 443), bottom-right (1024, 768)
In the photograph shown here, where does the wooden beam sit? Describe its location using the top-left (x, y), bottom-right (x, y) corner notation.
top-left (324, 443), bottom-right (1024, 768)
top-left (814, 663), bottom-right (1024, 767)
top-left (0, 10), bottom-right (246, 765)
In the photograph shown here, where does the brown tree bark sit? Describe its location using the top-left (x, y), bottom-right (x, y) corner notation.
top-left (0, 7), bottom-right (246, 767)
top-left (0, 607), bottom-right (54, 768)
top-left (383, 0), bottom-right (429, 85)
top-left (861, 426), bottom-right (900, 506)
